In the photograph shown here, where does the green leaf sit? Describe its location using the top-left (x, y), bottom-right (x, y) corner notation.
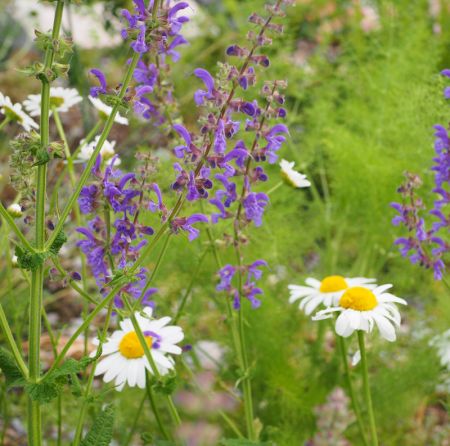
top-left (26, 356), bottom-right (95, 404)
top-left (15, 245), bottom-right (45, 272)
top-left (80, 404), bottom-right (115, 446)
top-left (0, 347), bottom-right (25, 388)
top-left (48, 230), bottom-right (67, 256)
top-left (152, 373), bottom-right (177, 396)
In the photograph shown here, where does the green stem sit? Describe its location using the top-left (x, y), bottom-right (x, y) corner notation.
top-left (0, 303), bottom-right (29, 377)
top-left (51, 258), bottom-right (97, 304)
top-left (173, 246), bottom-right (208, 324)
top-left (122, 394), bottom-right (146, 446)
top-left (357, 331), bottom-right (378, 446)
top-left (337, 335), bottom-right (369, 446)
top-left (266, 181), bottom-right (283, 195)
top-left (72, 301), bottom-right (114, 446)
top-left (46, 52), bottom-right (140, 250)
top-left (42, 280), bottom-right (123, 379)
top-left (0, 116), bottom-right (11, 131)
top-left (28, 1), bottom-right (65, 443)
top-left (0, 202), bottom-right (36, 253)
top-left (134, 232), bottom-right (172, 309)
top-left (145, 372), bottom-right (171, 441)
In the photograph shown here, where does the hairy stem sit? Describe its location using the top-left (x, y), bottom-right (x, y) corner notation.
top-left (28, 1), bottom-right (64, 444)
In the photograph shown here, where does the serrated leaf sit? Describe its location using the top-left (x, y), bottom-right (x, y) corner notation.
top-left (49, 231), bottom-right (67, 256)
top-left (80, 404), bottom-right (115, 446)
top-left (26, 356), bottom-right (95, 404)
top-left (0, 347), bottom-right (25, 388)
top-left (15, 245), bottom-right (45, 272)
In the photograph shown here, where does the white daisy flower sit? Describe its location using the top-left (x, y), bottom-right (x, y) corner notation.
top-left (279, 159), bottom-right (311, 188)
top-left (88, 96), bottom-right (128, 125)
top-left (313, 284), bottom-right (407, 342)
top-left (23, 87), bottom-right (82, 117)
top-left (430, 329), bottom-right (450, 369)
top-left (288, 275), bottom-right (376, 316)
top-left (94, 307), bottom-right (184, 391)
top-left (0, 92), bottom-right (38, 132)
top-left (78, 135), bottom-right (119, 165)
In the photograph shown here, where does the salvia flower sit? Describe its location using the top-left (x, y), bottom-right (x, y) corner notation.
top-left (193, 68), bottom-right (215, 105)
top-left (94, 307), bottom-right (184, 391)
top-left (217, 260), bottom-right (268, 309)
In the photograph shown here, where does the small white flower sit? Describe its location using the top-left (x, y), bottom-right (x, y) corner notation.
top-left (7, 203), bottom-right (23, 218)
top-left (288, 275), bottom-right (376, 315)
top-left (279, 159), bottom-right (311, 188)
top-left (88, 96), bottom-right (128, 125)
top-left (11, 255), bottom-right (18, 267)
top-left (313, 284), bottom-right (407, 342)
top-left (430, 329), bottom-right (450, 369)
top-left (78, 135), bottom-right (119, 165)
top-left (23, 87), bottom-right (82, 117)
top-left (94, 307), bottom-right (184, 391)
top-left (0, 92), bottom-right (38, 132)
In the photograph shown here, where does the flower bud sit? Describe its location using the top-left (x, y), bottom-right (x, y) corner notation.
top-left (7, 203), bottom-right (23, 218)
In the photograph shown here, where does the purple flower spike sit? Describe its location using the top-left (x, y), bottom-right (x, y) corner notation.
top-left (131, 25), bottom-right (148, 54)
top-left (89, 69), bottom-right (107, 97)
top-left (193, 68), bottom-right (215, 105)
top-left (441, 69), bottom-right (450, 78)
top-left (243, 192), bottom-right (269, 227)
top-left (214, 119), bottom-right (227, 154)
top-left (241, 102), bottom-right (256, 116)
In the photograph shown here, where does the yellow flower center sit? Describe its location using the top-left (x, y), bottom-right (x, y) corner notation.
top-left (319, 275), bottom-right (348, 293)
top-left (339, 287), bottom-right (378, 311)
top-left (50, 96), bottom-right (65, 108)
top-left (118, 331), bottom-right (152, 359)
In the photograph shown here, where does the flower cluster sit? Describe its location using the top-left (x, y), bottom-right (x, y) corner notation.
top-left (217, 260), bottom-right (267, 309)
top-left (77, 156), bottom-right (158, 308)
top-left (288, 275), bottom-right (407, 342)
top-left (391, 70), bottom-right (450, 280)
top-left (89, 0), bottom-right (190, 125)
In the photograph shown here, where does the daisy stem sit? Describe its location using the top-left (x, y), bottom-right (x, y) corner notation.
top-left (122, 296), bottom-right (182, 433)
top-left (266, 181), bottom-right (283, 196)
top-left (145, 372), bottom-right (171, 441)
top-left (173, 245), bottom-right (209, 324)
top-left (45, 51), bottom-right (140, 251)
top-left (357, 331), bottom-right (378, 446)
top-left (72, 300), bottom-right (114, 446)
top-left (28, 1), bottom-right (64, 444)
top-left (337, 335), bottom-right (369, 446)
top-left (0, 116), bottom-right (11, 131)
top-left (123, 393), bottom-right (146, 446)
